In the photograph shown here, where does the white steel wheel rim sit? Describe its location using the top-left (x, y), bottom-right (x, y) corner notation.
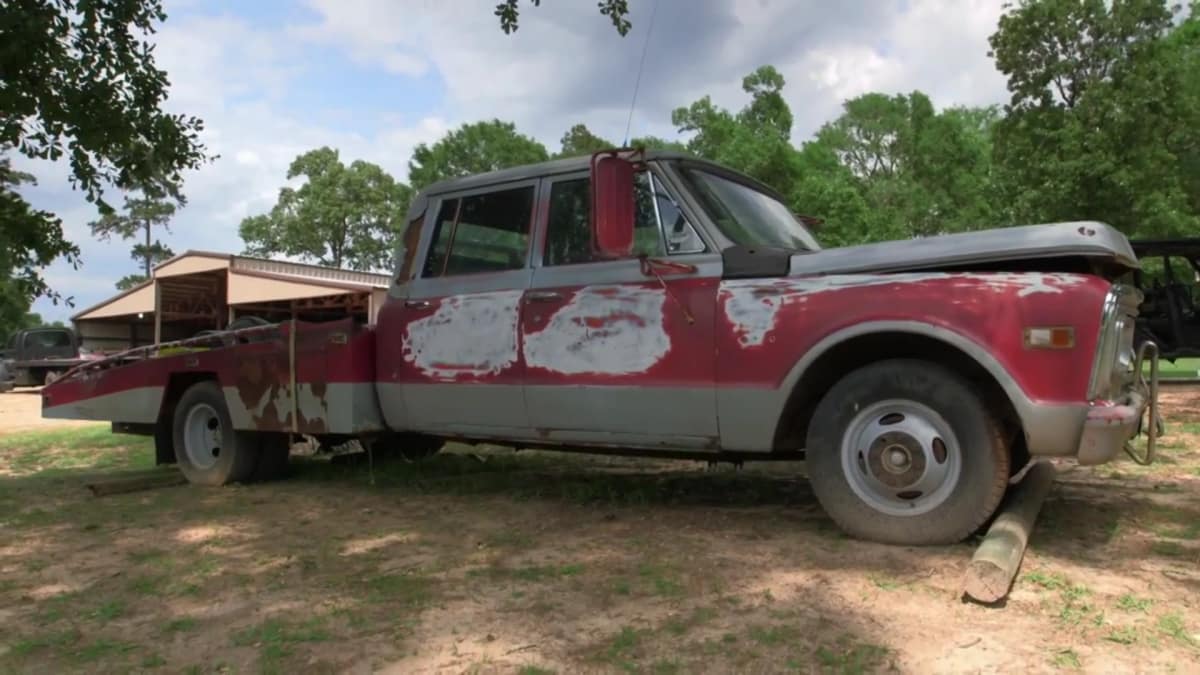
top-left (183, 403), bottom-right (224, 470)
top-left (840, 399), bottom-right (962, 517)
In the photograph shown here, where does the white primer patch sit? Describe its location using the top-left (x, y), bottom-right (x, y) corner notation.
top-left (523, 286), bottom-right (670, 375)
top-left (402, 290), bottom-right (522, 380)
top-left (720, 272), bottom-right (1089, 347)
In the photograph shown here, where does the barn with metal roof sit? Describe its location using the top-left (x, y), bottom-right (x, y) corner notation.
top-left (73, 251), bottom-right (392, 353)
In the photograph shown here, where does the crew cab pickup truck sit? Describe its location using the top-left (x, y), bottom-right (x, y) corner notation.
top-left (1, 326), bottom-right (95, 391)
top-left (41, 149), bottom-right (1160, 545)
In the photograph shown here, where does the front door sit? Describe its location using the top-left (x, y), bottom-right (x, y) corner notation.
top-left (521, 171), bottom-right (721, 448)
top-left (396, 181), bottom-right (537, 436)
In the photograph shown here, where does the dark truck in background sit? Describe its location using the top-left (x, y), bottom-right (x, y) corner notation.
top-left (0, 326), bottom-right (94, 391)
top-left (1130, 238), bottom-right (1200, 361)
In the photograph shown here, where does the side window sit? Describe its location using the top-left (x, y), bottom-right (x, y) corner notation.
top-left (422, 186), bottom-right (534, 278)
top-left (544, 173), bottom-right (704, 266)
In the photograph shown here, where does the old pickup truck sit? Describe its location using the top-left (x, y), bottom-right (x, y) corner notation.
top-left (42, 149), bottom-right (1160, 545)
top-left (1, 326), bottom-right (96, 391)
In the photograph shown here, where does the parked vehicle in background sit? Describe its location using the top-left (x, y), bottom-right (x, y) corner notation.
top-left (1129, 239), bottom-right (1200, 361)
top-left (1, 326), bottom-right (96, 388)
top-left (41, 149), bottom-right (1161, 546)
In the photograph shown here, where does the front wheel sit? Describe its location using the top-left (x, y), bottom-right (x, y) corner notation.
top-left (172, 381), bottom-right (259, 486)
top-left (805, 359), bottom-right (1010, 545)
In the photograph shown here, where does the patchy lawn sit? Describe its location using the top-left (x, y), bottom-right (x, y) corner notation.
top-left (0, 394), bottom-right (1198, 673)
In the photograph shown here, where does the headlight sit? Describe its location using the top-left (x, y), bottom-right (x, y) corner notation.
top-left (1088, 286), bottom-right (1139, 400)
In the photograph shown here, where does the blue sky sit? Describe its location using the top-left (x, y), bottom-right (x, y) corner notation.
top-left (19, 0), bottom-right (1011, 322)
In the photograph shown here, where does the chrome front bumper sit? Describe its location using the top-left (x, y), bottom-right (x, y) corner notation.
top-left (1076, 341), bottom-right (1161, 466)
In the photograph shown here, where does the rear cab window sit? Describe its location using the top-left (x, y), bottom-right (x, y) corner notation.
top-left (422, 185), bottom-right (535, 278)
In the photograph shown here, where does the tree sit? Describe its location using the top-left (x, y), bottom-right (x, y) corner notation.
top-left (673, 66), bottom-right (803, 195)
top-left (556, 124), bottom-right (687, 158)
top-left (558, 124), bottom-right (615, 158)
top-left (408, 120), bottom-right (549, 190)
top-left (988, 0), bottom-right (1199, 236)
top-left (2, 1), bottom-right (207, 312)
top-left (239, 147), bottom-right (410, 271)
top-left (88, 189), bottom-right (179, 286)
top-left (0, 151), bottom-right (78, 321)
top-left (495, 0), bottom-right (630, 35)
top-left (810, 92), bottom-right (999, 241)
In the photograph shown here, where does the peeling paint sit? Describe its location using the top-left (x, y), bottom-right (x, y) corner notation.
top-left (720, 272), bottom-right (1090, 348)
top-left (524, 285), bottom-right (670, 375)
top-left (402, 290), bottom-right (522, 380)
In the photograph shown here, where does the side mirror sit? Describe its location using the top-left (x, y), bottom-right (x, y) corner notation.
top-left (591, 153), bottom-right (636, 259)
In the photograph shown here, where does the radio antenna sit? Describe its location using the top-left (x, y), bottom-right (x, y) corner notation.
top-left (622, 0), bottom-right (659, 146)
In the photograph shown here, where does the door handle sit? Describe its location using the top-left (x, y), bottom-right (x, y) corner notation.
top-left (404, 299), bottom-right (432, 310)
top-left (525, 291), bottom-right (562, 303)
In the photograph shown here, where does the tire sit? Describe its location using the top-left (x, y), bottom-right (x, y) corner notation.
top-left (371, 434), bottom-right (444, 462)
top-left (805, 359), bottom-right (1010, 545)
top-left (172, 381), bottom-right (259, 486)
top-left (251, 433), bottom-right (291, 482)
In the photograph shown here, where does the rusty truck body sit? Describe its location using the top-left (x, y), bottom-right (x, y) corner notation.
top-left (41, 150), bottom-right (1160, 545)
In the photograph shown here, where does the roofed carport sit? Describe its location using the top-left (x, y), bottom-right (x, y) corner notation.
top-left (73, 251), bottom-right (392, 353)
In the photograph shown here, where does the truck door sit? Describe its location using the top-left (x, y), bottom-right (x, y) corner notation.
top-left (389, 180), bottom-right (536, 435)
top-left (520, 170), bottom-right (721, 448)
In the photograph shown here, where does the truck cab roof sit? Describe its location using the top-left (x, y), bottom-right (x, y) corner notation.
top-left (417, 150), bottom-right (786, 203)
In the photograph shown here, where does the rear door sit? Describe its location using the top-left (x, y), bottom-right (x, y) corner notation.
top-left (521, 169), bottom-right (722, 448)
top-left (396, 180), bottom-right (537, 436)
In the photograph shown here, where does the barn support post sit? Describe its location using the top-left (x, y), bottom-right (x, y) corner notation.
top-left (153, 281), bottom-right (162, 345)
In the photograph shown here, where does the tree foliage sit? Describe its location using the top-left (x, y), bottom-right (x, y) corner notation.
top-left (495, 0), bottom-right (631, 35)
top-left (1, 0), bottom-right (207, 312)
top-left (88, 189), bottom-right (179, 283)
top-left (239, 147), bottom-right (410, 271)
top-left (989, 0), bottom-right (1200, 236)
top-left (0, 151), bottom-right (78, 320)
top-left (408, 120), bottom-right (549, 190)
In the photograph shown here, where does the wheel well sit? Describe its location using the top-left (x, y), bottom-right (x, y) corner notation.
top-left (157, 372), bottom-right (219, 426)
top-left (774, 331), bottom-right (1021, 451)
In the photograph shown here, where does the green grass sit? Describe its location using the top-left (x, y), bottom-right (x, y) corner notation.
top-left (1154, 358), bottom-right (1200, 380)
top-left (90, 600), bottom-right (126, 623)
top-left (517, 668), bottom-right (556, 675)
top-left (747, 624), bottom-right (798, 646)
top-left (1051, 648), bottom-right (1082, 670)
top-left (1116, 594), bottom-right (1153, 613)
top-left (165, 617), bottom-right (198, 633)
top-left (232, 617), bottom-right (331, 671)
top-left (470, 563), bottom-right (584, 583)
top-left (1158, 613), bottom-right (1197, 648)
top-left (596, 626), bottom-right (645, 671)
top-left (1104, 626), bottom-right (1141, 645)
top-left (637, 562), bottom-right (684, 597)
top-left (361, 573), bottom-right (432, 607)
top-left (0, 426), bottom-right (153, 475)
top-left (814, 637), bottom-right (890, 674)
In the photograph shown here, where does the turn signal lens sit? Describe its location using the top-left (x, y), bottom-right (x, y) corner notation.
top-left (1024, 326), bottom-right (1075, 349)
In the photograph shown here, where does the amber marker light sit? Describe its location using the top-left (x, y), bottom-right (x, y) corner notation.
top-left (1024, 326), bottom-right (1075, 349)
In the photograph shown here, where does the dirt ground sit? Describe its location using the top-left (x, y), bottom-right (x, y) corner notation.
top-left (0, 391), bottom-right (1198, 673)
top-left (0, 390), bottom-right (100, 432)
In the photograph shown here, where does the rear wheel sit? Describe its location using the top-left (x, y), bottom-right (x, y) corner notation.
top-left (172, 381), bottom-right (259, 486)
top-left (805, 359), bottom-right (1010, 545)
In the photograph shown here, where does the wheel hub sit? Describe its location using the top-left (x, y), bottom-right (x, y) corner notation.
top-left (183, 403), bottom-right (223, 470)
top-left (841, 400), bottom-right (962, 517)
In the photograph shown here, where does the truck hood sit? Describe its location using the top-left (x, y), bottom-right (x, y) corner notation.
top-left (789, 221), bottom-right (1137, 277)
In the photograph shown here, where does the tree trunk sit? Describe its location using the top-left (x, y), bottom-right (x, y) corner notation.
top-left (144, 217), bottom-right (152, 277)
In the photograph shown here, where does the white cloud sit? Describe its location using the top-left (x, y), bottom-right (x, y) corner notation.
top-left (27, 0), bottom-right (1013, 322)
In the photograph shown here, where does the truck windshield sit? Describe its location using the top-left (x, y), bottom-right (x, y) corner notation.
top-left (680, 168), bottom-right (820, 252)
